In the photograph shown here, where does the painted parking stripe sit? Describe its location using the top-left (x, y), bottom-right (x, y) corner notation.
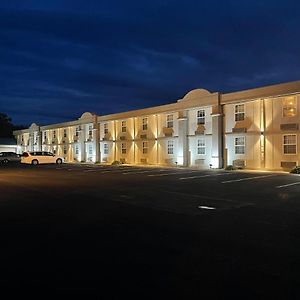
top-left (179, 173), bottom-right (234, 180)
top-left (276, 182), bottom-right (300, 189)
top-left (122, 169), bottom-right (167, 174)
top-left (148, 170), bottom-right (201, 177)
top-left (221, 174), bottom-right (276, 184)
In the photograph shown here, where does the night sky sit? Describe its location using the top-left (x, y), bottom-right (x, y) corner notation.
top-left (1, 0), bottom-right (300, 125)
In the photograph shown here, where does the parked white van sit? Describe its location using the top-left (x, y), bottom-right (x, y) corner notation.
top-left (21, 151), bottom-right (64, 165)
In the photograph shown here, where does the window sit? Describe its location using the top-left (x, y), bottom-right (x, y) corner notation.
top-left (167, 140), bottom-right (174, 155)
top-left (283, 134), bottom-right (297, 154)
top-left (235, 104), bottom-right (245, 121)
top-left (43, 131), bottom-right (47, 140)
top-left (121, 121), bottom-right (126, 133)
top-left (63, 129), bottom-right (67, 138)
top-left (53, 130), bottom-right (56, 139)
top-left (75, 145), bottom-right (79, 155)
top-left (53, 148), bottom-right (56, 155)
top-left (197, 138), bottom-right (206, 155)
top-left (166, 115), bottom-right (173, 128)
top-left (75, 126), bottom-right (80, 137)
top-left (197, 109), bottom-right (205, 125)
top-left (104, 123), bottom-right (108, 134)
top-left (283, 96), bottom-right (297, 117)
top-left (121, 143), bottom-right (126, 154)
top-left (88, 125), bottom-right (93, 137)
top-left (235, 137), bottom-right (245, 154)
top-left (142, 141), bottom-right (148, 154)
top-left (88, 145), bottom-right (93, 155)
top-left (63, 146), bottom-right (67, 155)
top-left (104, 144), bottom-right (108, 155)
top-left (142, 118), bottom-right (148, 131)
top-left (21, 135), bottom-right (24, 142)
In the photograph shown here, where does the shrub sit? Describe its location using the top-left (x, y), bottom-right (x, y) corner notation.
top-left (290, 166), bottom-right (300, 174)
top-left (111, 160), bottom-right (121, 166)
top-left (225, 165), bottom-right (236, 171)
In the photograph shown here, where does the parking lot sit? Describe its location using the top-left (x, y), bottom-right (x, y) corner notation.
top-left (1, 163), bottom-right (300, 298)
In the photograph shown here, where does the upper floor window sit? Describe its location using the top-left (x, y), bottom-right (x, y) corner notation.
top-left (142, 117), bottom-right (148, 131)
top-left (43, 131), bottom-right (47, 139)
top-left (21, 135), bottom-right (24, 142)
top-left (197, 138), bottom-right (206, 155)
top-left (283, 134), bottom-right (297, 154)
top-left (75, 126), bottom-right (80, 137)
top-left (88, 145), bottom-right (93, 155)
top-left (121, 142), bottom-right (126, 154)
top-left (88, 125), bottom-right (93, 136)
top-left (121, 121), bottom-right (127, 133)
top-left (283, 96), bottom-right (297, 117)
top-left (104, 143), bottom-right (109, 155)
top-left (166, 114), bottom-right (173, 128)
top-left (63, 146), bottom-right (67, 155)
top-left (235, 104), bottom-right (245, 121)
top-left (197, 109), bottom-right (205, 125)
top-left (235, 137), bottom-right (245, 154)
top-left (167, 140), bottom-right (174, 155)
top-left (142, 141), bottom-right (148, 154)
top-left (53, 130), bottom-right (56, 139)
top-left (104, 123), bottom-right (108, 134)
top-left (63, 129), bottom-right (67, 138)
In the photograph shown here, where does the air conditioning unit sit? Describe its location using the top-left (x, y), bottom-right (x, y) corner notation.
top-left (195, 159), bottom-right (205, 166)
top-left (232, 127), bottom-right (247, 133)
top-left (280, 123), bottom-right (299, 131)
top-left (281, 161), bottom-right (297, 168)
top-left (140, 134), bottom-right (147, 139)
top-left (102, 157), bottom-right (108, 162)
top-left (120, 158), bottom-right (126, 164)
top-left (140, 158), bottom-right (148, 164)
top-left (120, 136), bottom-right (126, 140)
top-left (165, 158), bottom-right (174, 165)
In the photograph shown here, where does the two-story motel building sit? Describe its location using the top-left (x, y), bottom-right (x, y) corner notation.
top-left (14, 80), bottom-right (300, 170)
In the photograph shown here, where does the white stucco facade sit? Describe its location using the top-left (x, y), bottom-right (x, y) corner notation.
top-left (14, 80), bottom-right (300, 170)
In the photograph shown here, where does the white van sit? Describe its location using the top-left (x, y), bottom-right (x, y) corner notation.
top-left (21, 151), bottom-right (64, 165)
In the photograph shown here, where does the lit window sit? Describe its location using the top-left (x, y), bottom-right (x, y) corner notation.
top-left (283, 134), bottom-right (297, 154)
top-left (121, 142), bottom-right (126, 154)
top-left (121, 121), bottom-right (127, 133)
top-left (235, 104), bottom-right (245, 121)
top-left (197, 138), bottom-right (206, 155)
top-left (104, 123), bottom-right (108, 134)
top-left (166, 114), bottom-right (173, 128)
top-left (235, 137), bottom-right (245, 154)
top-left (142, 141), bottom-right (148, 154)
top-left (197, 109), bottom-right (205, 125)
top-left (142, 117), bottom-right (148, 131)
top-left (104, 143), bottom-right (108, 155)
top-left (167, 140), bottom-right (174, 155)
top-left (88, 145), bottom-right (93, 155)
top-left (283, 96), bottom-right (297, 117)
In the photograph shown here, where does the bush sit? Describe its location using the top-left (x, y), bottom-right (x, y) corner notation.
top-left (290, 166), bottom-right (300, 174)
top-left (111, 160), bottom-right (121, 166)
top-left (225, 165), bottom-right (236, 171)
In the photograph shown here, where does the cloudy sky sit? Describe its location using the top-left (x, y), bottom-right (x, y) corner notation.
top-left (0, 0), bottom-right (300, 125)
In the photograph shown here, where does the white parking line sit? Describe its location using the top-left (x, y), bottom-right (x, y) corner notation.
top-left (148, 170), bottom-right (200, 177)
top-left (221, 174), bottom-right (276, 184)
top-left (179, 173), bottom-right (233, 180)
top-left (276, 182), bottom-right (300, 189)
top-left (198, 206), bottom-right (216, 210)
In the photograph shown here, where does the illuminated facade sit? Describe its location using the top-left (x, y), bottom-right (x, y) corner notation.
top-left (14, 80), bottom-right (300, 170)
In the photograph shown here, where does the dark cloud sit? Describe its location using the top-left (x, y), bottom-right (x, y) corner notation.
top-left (0, 0), bottom-right (300, 125)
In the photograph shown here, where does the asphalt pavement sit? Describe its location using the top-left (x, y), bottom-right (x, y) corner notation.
top-left (0, 163), bottom-right (300, 299)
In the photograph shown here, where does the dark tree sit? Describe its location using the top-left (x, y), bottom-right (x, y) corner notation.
top-left (0, 113), bottom-right (13, 138)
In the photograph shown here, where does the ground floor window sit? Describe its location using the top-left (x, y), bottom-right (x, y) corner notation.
top-left (63, 146), bottom-right (67, 155)
top-left (167, 140), bottom-right (174, 155)
top-left (235, 137), bottom-right (245, 154)
top-left (121, 143), bottom-right (126, 154)
top-left (88, 145), bottom-right (93, 155)
top-left (197, 138), bottom-right (206, 155)
top-left (104, 143), bottom-right (109, 155)
top-left (75, 145), bottom-right (79, 155)
top-left (283, 134), bottom-right (297, 154)
top-left (142, 141), bottom-right (148, 154)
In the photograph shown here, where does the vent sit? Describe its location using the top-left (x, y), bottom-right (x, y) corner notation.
top-left (232, 128), bottom-right (247, 133)
top-left (120, 136), bottom-right (126, 140)
top-left (281, 161), bottom-right (297, 168)
top-left (120, 158), bottom-right (126, 164)
top-left (280, 123), bottom-right (299, 131)
top-left (163, 127), bottom-right (173, 137)
top-left (233, 159), bottom-right (246, 169)
top-left (195, 124), bottom-right (205, 135)
top-left (140, 134), bottom-right (147, 139)
top-left (140, 158), bottom-right (148, 164)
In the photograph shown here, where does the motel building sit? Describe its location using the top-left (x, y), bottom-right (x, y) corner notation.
top-left (14, 80), bottom-right (300, 171)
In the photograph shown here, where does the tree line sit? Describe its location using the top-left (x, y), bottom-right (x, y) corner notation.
top-left (0, 112), bottom-right (27, 138)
